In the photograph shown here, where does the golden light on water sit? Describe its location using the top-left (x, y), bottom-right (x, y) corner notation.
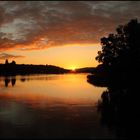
top-left (0, 74), bottom-right (106, 108)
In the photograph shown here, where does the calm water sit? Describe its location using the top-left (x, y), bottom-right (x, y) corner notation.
top-left (0, 74), bottom-right (116, 139)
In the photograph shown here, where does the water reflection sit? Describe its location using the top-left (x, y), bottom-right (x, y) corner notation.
top-left (11, 78), bottom-right (16, 86)
top-left (87, 74), bottom-right (140, 139)
top-left (4, 77), bottom-right (16, 87)
top-left (0, 74), bottom-right (106, 107)
top-left (20, 78), bottom-right (26, 82)
top-left (4, 78), bottom-right (10, 87)
top-left (97, 85), bottom-right (139, 138)
top-left (0, 74), bottom-right (116, 139)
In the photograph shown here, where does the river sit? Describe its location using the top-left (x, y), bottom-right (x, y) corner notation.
top-left (0, 74), bottom-right (117, 139)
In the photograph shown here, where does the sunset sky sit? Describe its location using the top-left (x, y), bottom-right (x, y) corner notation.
top-left (0, 1), bottom-right (140, 69)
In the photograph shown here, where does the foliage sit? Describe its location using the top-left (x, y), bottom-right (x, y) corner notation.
top-left (96, 19), bottom-right (140, 70)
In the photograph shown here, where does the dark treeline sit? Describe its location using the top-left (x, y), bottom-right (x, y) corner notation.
top-left (0, 59), bottom-right (95, 76)
top-left (0, 59), bottom-right (70, 76)
top-left (87, 19), bottom-right (140, 138)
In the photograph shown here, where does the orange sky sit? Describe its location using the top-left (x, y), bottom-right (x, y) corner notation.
top-left (0, 1), bottom-right (140, 69)
top-left (1, 44), bottom-right (100, 69)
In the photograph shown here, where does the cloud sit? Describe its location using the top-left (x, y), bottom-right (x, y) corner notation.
top-left (0, 1), bottom-right (140, 51)
top-left (0, 53), bottom-right (25, 59)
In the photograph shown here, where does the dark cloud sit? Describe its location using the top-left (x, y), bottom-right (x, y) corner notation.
top-left (0, 53), bottom-right (25, 60)
top-left (0, 1), bottom-right (140, 51)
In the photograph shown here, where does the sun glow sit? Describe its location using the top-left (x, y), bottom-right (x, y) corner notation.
top-left (72, 67), bottom-right (76, 71)
top-left (2, 44), bottom-right (100, 68)
top-left (69, 66), bottom-right (77, 72)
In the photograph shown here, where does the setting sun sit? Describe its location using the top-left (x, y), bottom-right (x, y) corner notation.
top-left (69, 66), bottom-right (77, 71)
top-left (71, 68), bottom-right (76, 71)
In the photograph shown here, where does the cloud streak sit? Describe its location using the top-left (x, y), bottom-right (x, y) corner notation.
top-left (0, 53), bottom-right (25, 60)
top-left (0, 1), bottom-right (140, 51)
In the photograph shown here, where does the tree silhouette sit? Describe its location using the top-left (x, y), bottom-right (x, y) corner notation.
top-left (96, 19), bottom-right (140, 73)
top-left (5, 59), bottom-right (9, 65)
top-left (89, 19), bottom-right (140, 138)
top-left (11, 60), bottom-right (16, 65)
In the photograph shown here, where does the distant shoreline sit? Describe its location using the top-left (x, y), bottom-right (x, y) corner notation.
top-left (0, 63), bottom-right (70, 76)
top-left (0, 63), bottom-right (95, 76)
